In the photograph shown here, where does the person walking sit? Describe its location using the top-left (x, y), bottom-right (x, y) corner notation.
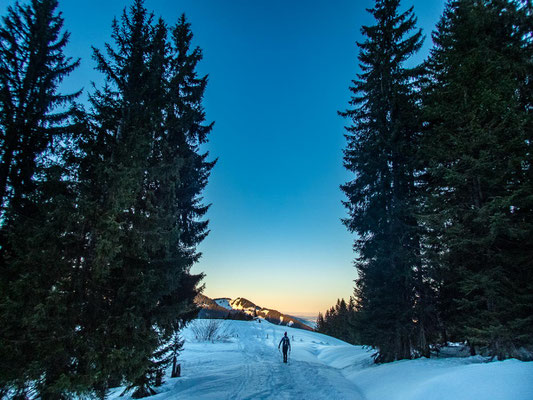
top-left (278, 332), bottom-right (291, 363)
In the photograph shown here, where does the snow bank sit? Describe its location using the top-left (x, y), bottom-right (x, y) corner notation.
top-left (317, 341), bottom-right (533, 400)
top-left (406, 359), bottom-right (533, 400)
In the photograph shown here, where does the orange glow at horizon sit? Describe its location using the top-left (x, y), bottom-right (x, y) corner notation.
top-left (197, 261), bottom-right (355, 317)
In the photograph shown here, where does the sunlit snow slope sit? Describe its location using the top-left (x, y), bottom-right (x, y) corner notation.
top-left (108, 319), bottom-right (533, 400)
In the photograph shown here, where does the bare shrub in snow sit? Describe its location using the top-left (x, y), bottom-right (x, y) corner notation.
top-left (191, 319), bottom-right (234, 342)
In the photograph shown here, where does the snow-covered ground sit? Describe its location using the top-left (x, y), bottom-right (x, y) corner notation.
top-left (109, 319), bottom-right (533, 400)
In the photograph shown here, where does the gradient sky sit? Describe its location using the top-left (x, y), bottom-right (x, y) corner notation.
top-left (0, 0), bottom-right (445, 316)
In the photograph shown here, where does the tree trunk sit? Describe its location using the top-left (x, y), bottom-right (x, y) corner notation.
top-left (171, 356), bottom-right (181, 378)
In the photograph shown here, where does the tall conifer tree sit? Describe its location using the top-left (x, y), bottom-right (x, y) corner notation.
top-left (0, 0), bottom-right (81, 397)
top-left (76, 1), bottom-right (212, 396)
top-left (340, 0), bottom-right (427, 362)
top-left (421, 0), bottom-right (533, 359)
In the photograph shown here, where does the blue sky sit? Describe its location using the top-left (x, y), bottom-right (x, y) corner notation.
top-left (0, 0), bottom-right (446, 315)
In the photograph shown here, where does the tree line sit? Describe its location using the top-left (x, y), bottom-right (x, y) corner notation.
top-left (316, 299), bottom-right (360, 345)
top-left (320, 0), bottom-right (532, 363)
top-left (0, 0), bottom-right (213, 398)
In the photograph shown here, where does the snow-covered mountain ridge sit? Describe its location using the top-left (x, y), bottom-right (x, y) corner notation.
top-left (195, 294), bottom-right (314, 330)
top-left (107, 319), bottom-right (533, 400)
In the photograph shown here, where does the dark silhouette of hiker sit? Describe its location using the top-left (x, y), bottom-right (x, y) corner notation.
top-left (278, 332), bottom-right (291, 363)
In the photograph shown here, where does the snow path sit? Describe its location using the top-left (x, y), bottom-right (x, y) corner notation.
top-left (229, 322), bottom-right (366, 400)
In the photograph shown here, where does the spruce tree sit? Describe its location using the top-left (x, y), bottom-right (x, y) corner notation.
top-left (0, 0), bottom-right (79, 215)
top-left (316, 312), bottom-right (326, 332)
top-left (340, 0), bottom-right (427, 362)
top-left (76, 2), bottom-right (159, 394)
top-left (0, 0), bottom-right (81, 397)
top-left (127, 13), bottom-right (213, 396)
top-left (76, 2), bottom-right (212, 396)
top-left (421, 0), bottom-right (533, 359)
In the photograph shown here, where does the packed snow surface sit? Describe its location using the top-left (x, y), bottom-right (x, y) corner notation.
top-left (108, 319), bottom-right (533, 400)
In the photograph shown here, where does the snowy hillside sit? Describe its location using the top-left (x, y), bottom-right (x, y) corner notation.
top-left (291, 314), bottom-right (318, 329)
top-left (213, 298), bottom-right (232, 310)
top-left (229, 297), bottom-right (260, 311)
top-left (108, 319), bottom-right (533, 400)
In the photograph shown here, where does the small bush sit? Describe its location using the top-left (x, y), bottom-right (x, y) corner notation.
top-left (191, 319), bottom-right (234, 342)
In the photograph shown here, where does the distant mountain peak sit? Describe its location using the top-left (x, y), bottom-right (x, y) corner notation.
top-left (195, 294), bottom-right (313, 331)
top-left (213, 298), bottom-right (233, 310)
top-left (230, 297), bottom-right (261, 311)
